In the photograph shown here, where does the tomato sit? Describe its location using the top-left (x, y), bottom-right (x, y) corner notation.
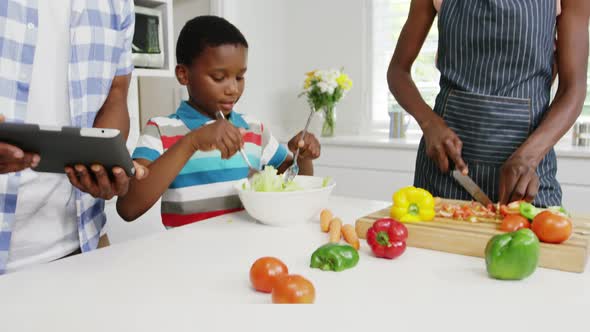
top-left (500, 214), bottom-right (530, 232)
top-left (271, 274), bottom-right (315, 304)
top-left (486, 203), bottom-right (496, 213)
top-left (249, 257), bottom-right (288, 293)
top-left (531, 211), bottom-right (573, 244)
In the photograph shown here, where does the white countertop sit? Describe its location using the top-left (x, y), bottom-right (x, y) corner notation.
top-left (319, 135), bottom-right (590, 158)
top-left (0, 196), bottom-right (588, 330)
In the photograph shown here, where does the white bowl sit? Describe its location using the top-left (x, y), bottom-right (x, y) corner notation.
top-left (235, 175), bottom-right (336, 227)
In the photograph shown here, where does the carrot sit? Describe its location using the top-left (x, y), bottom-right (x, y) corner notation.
top-left (320, 209), bottom-right (333, 232)
top-left (328, 218), bottom-right (342, 243)
top-left (341, 224), bottom-right (360, 250)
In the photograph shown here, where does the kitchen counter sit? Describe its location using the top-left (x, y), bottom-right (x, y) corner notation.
top-left (0, 196), bottom-right (588, 330)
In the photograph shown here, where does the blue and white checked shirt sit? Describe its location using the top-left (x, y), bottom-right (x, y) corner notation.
top-left (0, 0), bottom-right (134, 274)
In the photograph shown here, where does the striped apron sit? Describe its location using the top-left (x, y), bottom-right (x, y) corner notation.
top-left (414, 0), bottom-right (562, 207)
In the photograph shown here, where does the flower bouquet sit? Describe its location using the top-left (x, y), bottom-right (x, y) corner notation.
top-left (300, 69), bottom-right (352, 137)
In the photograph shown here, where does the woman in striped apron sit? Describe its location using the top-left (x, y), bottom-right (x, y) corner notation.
top-left (388, 0), bottom-right (589, 207)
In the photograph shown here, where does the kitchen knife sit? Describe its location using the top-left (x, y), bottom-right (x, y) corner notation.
top-left (452, 169), bottom-right (493, 206)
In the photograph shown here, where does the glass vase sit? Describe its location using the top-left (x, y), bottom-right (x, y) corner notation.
top-left (321, 105), bottom-right (336, 137)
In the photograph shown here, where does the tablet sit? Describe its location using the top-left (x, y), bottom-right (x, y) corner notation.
top-left (0, 123), bottom-right (135, 177)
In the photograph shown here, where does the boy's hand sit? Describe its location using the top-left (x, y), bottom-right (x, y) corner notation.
top-left (287, 131), bottom-right (321, 160)
top-left (189, 119), bottom-right (244, 159)
top-left (0, 114), bottom-right (41, 174)
top-left (65, 161), bottom-right (149, 200)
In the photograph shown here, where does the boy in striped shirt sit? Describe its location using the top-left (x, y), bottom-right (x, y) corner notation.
top-left (117, 16), bottom-right (321, 228)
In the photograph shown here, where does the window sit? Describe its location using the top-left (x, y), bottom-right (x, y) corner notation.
top-left (571, 52), bottom-right (590, 119)
top-left (370, 0), bottom-right (590, 140)
top-left (370, 0), bottom-right (439, 137)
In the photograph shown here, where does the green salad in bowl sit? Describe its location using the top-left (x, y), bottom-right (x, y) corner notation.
top-left (236, 166), bottom-right (335, 226)
top-left (243, 166), bottom-right (302, 192)
top-left (243, 166), bottom-right (331, 192)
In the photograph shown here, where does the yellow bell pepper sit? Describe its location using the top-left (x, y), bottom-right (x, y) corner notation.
top-left (390, 186), bottom-right (436, 222)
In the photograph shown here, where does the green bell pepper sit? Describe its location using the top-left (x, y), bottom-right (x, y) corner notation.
top-left (485, 228), bottom-right (540, 280)
top-left (519, 202), bottom-right (539, 220)
top-left (520, 202), bottom-right (569, 220)
top-left (310, 243), bottom-right (359, 272)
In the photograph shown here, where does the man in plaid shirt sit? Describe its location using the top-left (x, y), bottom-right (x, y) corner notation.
top-left (0, 0), bottom-right (148, 274)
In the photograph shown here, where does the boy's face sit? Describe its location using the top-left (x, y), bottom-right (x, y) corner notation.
top-left (176, 44), bottom-right (248, 118)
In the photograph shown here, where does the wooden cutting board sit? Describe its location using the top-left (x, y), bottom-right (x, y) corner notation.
top-left (355, 199), bottom-right (590, 273)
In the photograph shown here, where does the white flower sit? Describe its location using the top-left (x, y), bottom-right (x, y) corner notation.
top-left (302, 69), bottom-right (349, 98)
top-left (317, 81), bottom-right (331, 94)
top-left (316, 70), bottom-right (327, 82)
top-left (327, 69), bottom-right (340, 82)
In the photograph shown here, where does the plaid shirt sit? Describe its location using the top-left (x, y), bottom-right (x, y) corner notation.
top-left (0, 0), bottom-right (134, 274)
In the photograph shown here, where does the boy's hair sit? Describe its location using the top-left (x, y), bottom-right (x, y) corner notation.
top-left (176, 15), bottom-right (248, 66)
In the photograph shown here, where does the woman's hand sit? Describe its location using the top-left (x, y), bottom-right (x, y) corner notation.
top-left (421, 115), bottom-right (468, 175)
top-left (498, 154), bottom-right (539, 204)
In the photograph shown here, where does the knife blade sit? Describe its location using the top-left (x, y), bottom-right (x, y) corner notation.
top-left (451, 169), bottom-right (493, 206)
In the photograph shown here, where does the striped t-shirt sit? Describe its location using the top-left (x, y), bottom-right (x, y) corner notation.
top-left (132, 101), bottom-right (289, 228)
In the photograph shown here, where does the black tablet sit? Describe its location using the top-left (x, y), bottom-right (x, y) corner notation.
top-left (0, 122), bottom-right (135, 177)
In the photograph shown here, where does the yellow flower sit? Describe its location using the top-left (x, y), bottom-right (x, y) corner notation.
top-left (303, 70), bottom-right (318, 90)
top-left (336, 74), bottom-right (353, 91)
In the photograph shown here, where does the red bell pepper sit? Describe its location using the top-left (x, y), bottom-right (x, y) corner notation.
top-left (366, 218), bottom-right (408, 259)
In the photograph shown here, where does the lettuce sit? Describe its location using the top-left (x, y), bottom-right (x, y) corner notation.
top-left (249, 166), bottom-right (303, 192)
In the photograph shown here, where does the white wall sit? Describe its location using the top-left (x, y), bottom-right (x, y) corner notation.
top-left (221, 0), bottom-right (370, 141)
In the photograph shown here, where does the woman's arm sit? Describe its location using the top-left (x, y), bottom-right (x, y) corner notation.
top-left (499, 0), bottom-right (589, 203)
top-left (388, 0), bottom-right (437, 128)
top-left (388, 0), bottom-right (467, 174)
